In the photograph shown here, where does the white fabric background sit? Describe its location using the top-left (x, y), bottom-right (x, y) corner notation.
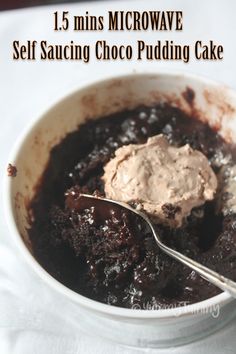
top-left (1, 1), bottom-right (236, 353)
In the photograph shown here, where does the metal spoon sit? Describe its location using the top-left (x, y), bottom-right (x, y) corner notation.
top-left (79, 193), bottom-right (236, 298)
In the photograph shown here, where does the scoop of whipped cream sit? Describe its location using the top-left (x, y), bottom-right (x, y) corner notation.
top-left (102, 134), bottom-right (218, 227)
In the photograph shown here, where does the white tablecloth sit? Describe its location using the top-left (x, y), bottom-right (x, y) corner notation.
top-left (1, 1), bottom-right (236, 353)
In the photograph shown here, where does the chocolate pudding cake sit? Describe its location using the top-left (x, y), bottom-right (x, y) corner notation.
top-left (29, 103), bottom-right (236, 309)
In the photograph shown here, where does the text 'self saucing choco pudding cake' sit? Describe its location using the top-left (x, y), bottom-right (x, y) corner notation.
top-left (28, 96), bottom-right (236, 310)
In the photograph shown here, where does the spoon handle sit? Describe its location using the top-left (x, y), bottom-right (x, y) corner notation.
top-left (158, 240), bottom-right (236, 298)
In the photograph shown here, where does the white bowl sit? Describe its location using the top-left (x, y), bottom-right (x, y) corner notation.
top-left (4, 72), bottom-right (236, 348)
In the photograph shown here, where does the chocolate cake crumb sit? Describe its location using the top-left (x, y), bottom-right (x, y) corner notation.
top-left (182, 87), bottom-right (195, 105)
top-left (162, 203), bottom-right (181, 219)
top-left (7, 163), bottom-right (17, 177)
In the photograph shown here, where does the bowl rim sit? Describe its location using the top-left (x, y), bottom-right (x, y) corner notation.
top-left (3, 70), bottom-right (234, 320)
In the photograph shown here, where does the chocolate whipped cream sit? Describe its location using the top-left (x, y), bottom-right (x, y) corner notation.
top-left (103, 134), bottom-right (218, 227)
